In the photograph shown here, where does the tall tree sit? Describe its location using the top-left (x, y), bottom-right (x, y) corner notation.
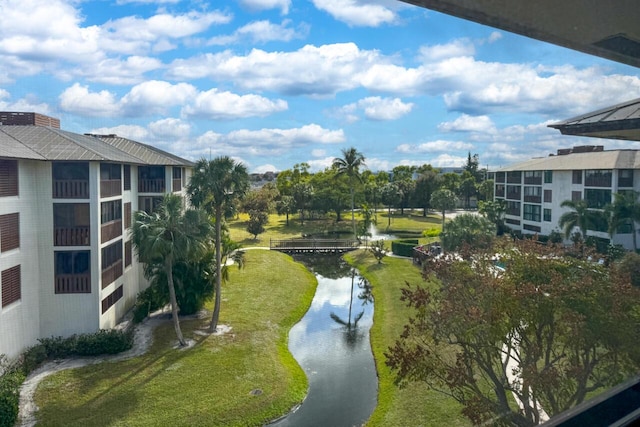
top-left (187, 156), bottom-right (250, 333)
top-left (333, 147), bottom-right (366, 238)
top-left (459, 170), bottom-right (477, 209)
top-left (431, 188), bottom-right (457, 233)
top-left (380, 182), bottom-right (402, 228)
top-left (605, 190), bottom-right (640, 251)
top-left (479, 199), bottom-right (507, 235)
top-left (413, 168), bottom-right (441, 216)
top-left (391, 165), bottom-right (416, 215)
top-left (132, 194), bottom-right (211, 346)
top-left (463, 152), bottom-right (482, 182)
top-left (387, 239), bottom-right (640, 426)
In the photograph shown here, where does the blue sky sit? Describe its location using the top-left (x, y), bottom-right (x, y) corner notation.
top-left (1, 0), bottom-right (640, 173)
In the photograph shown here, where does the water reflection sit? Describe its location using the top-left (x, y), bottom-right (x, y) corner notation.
top-left (270, 257), bottom-right (377, 427)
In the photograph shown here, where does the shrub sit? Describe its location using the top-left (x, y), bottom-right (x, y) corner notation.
top-left (75, 330), bottom-right (134, 356)
top-left (21, 344), bottom-right (47, 375)
top-left (133, 285), bottom-right (168, 323)
top-left (0, 356), bottom-right (24, 427)
top-left (391, 239), bottom-right (419, 257)
top-left (39, 335), bottom-right (78, 359)
top-left (422, 228), bottom-right (440, 238)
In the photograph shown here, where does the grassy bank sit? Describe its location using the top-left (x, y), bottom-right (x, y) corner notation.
top-left (33, 250), bottom-right (316, 427)
top-left (344, 249), bottom-right (470, 427)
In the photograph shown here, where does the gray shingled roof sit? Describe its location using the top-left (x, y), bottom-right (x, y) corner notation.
top-left (0, 126), bottom-right (192, 166)
top-left (496, 150), bottom-right (640, 172)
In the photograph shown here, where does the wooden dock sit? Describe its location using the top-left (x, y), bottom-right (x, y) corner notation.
top-left (270, 238), bottom-right (360, 254)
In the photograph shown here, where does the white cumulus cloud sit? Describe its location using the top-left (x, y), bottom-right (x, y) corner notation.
top-left (182, 89), bottom-right (288, 120)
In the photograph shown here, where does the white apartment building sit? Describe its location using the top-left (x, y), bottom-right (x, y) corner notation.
top-left (493, 146), bottom-right (640, 249)
top-left (0, 112), bottom-right (193, 359)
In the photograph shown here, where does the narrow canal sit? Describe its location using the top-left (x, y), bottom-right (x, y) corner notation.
top-left (270, 257), bottom-right (377, 427)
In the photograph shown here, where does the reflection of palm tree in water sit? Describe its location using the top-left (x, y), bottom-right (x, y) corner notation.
top-left (330, 269), bottom-right (373, 346)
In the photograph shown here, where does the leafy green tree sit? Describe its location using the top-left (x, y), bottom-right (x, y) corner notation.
top-left (463, 152), bottom-right (482, 182)
top-left (132, 194), bottom-right (212, 345)
top-left (440, 213), bottom-right (496, 252)
top-left (605, 190), bottom-right (640, 251)
top-left (333, 147), bottom-right (366, 237)
top-left (387, 239), bottom-right (640, 426)
top-left (459, 170), bottom-right (477, 209)
top-left (430, 188), bottom-right (457, 232)
top-left (292, 181), bottom-right (314, 225)
top-left (440, 172), bottom-right (461, 194)
top-left (412, 168), bottom-right (441, 216)
top-left (558, 199), bottom-right (601, 240)
top-left (391, 165), bottom-right (416, 215)
top-left (369, 240), bottom-right (386, 264)
top-left (380, 182), bottom-right (402, 228)
top-left (276, 195), bottom-right (295, 226)
top-left (187, 156), bottom-right (250, 333)
top-left (310, 167), bottom-right (349, 221)
top-left (477, 178), bottom-right (495, 201)
top-left (246, 210), bottom-right (268, 239)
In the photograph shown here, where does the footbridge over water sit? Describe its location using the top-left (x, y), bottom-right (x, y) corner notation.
top-left (270, 238), bottom-right (360, 254)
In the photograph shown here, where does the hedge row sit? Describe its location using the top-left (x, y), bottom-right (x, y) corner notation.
top-left (391, 239), bottom-right (419, 257)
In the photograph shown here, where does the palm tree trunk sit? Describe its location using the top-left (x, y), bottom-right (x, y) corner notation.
top-left (166, 257), bottom-right (186, 346)
top-left (209, 207), bottom-right (223, 333)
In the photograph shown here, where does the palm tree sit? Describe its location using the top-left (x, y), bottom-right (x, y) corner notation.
top-left (132, 194), bottom-right (211, 346)
top-left (558, 199), bottom-right (600, 240)
top-left (605, 190), bottom-right (640, 251)
top-left (187, 156), bottom-right (250, 333)
top-left (333, 147), bottom-right (366, 238)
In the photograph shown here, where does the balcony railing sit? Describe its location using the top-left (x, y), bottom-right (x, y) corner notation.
top-left (100, 179), bottom-right (122, 198)
top-left (139, 179), bottom-right (165, 193)
top-left (524, 177), bottom-right (542, 185)
top-left (172, 178), bottom-right (182, 192)
top-left (54, 227), bottom-right (90, 246)
top-left (101, 220), bottom-right (122, 243)
top-left (53, 180), bottom-right (89, 199)
top-left (524, 195), bottom-right (542, 203)
top-left (506, 191), bottom-right (521, 200)
top-left (55, 274), bottom-right (91, 294)
top-left (101, 261), bottom-right (123, 288)
top-left (585, 177), bottom-right (612, 187)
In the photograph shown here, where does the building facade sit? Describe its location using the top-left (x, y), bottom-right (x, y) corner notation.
top-left (0, 115), bottom-right (193, 359)
top-left (493, 147), bottom-right (640, 249)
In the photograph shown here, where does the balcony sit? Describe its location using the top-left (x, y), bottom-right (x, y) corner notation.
top-left (139, 179), bottom-right (165, 193)
top-left (524, 176), bottom-right (542, 185)
top-left (506, 191), bottom-right (521, 200)
top-left (54, 227), bottom-right (90, 246)
top-left (101, 261), bottom-right (123, 288)
top-left (53, 180), bottom-right (89, 199)
top-left (101, 220), bottom-right (122, 243)
top-left (172, 178), bottom-right (182, 192)
top-left (100, 179), bottom-right (121, 198)
top-left (55, 274), bottom-right (91, 294)
top-left (524, 195), bottom-right (542, 203)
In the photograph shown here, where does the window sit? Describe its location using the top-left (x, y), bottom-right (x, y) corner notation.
top-left (139, 196), bottom-right (163, 214)
top-left (125, 240), bottom-right (132, 267)
top-left (585, 169), bottom-right (612, 187)
top-left (1, 265), bottom-right (20, 307)
top-left (495, 172), bottom-right (505, 183)
top-left (523, 224), bottom-right (541, 232)
top-left (0, 159), bottom-right (18, 197)
top-left (543, 208), bottom-right (552, 222)
top-left (124, 202), bottom-right (132, 229)
top-left (505, 218), bottom-right (521, 225)
top-left (54, 204), bottom-right (90, 246)
top-left (544, 170), bottom-right (553, 184)
top-left (172, 167), bottom-right (182, 192)
top-left (524, 171), bottom-right (542, 185)
top-left (506, 185), bottom-right (521, 200)
top-left (572, 191), bottom-right (582, 201)
top-left (495, 184), bottom-right (505, 198)
top-left (506, 201), bottom-right (521, 216)
top-left (138, 166), bottom-right (165, 193)
top-left (524, 186), bottom-right (541, 202)
top-left (52, 162), bottom-right (89, 199)
top-left (0, 213), bottom-right (19, 252)
top-left (100, 163), bottom-right (122, 198)
top-left (101, 240), bottom-right (123, 287)
top-left (55, 251), bottom-right (90, 294)
top-left (507, 171), bottom-right (522, 184)
top-left (101, 200), bottom-right (122, 224)
top-left (101, 285), bottom-right (123, 314)
top-left (618, 169), bottom-right (633, 188)
top-left (544, 189), bottom-right (552, 203)
top-left (572, 170), bottom-right (582, 184)
top-left (523, 204), bottom-right (541, 222)
top-left (123, 165), bottom-right (131, 191)
top-left (584, 189), bottom-right (612, 209)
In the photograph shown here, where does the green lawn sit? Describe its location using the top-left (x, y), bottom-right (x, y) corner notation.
top-left (344, 249), bottom-right (470, 427)
top-left (33, 250), bottom-right (316, 427)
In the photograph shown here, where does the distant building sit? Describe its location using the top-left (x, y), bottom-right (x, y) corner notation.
top-left (0, 113), bottom-right (193, 359)
top-left (493, 146), bottom-right (639, 249)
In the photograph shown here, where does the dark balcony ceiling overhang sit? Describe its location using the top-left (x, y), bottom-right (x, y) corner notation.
top-left (399, 0), bottom-right (640, 69)
top-left (548, 98), bottom-right (640, 141)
